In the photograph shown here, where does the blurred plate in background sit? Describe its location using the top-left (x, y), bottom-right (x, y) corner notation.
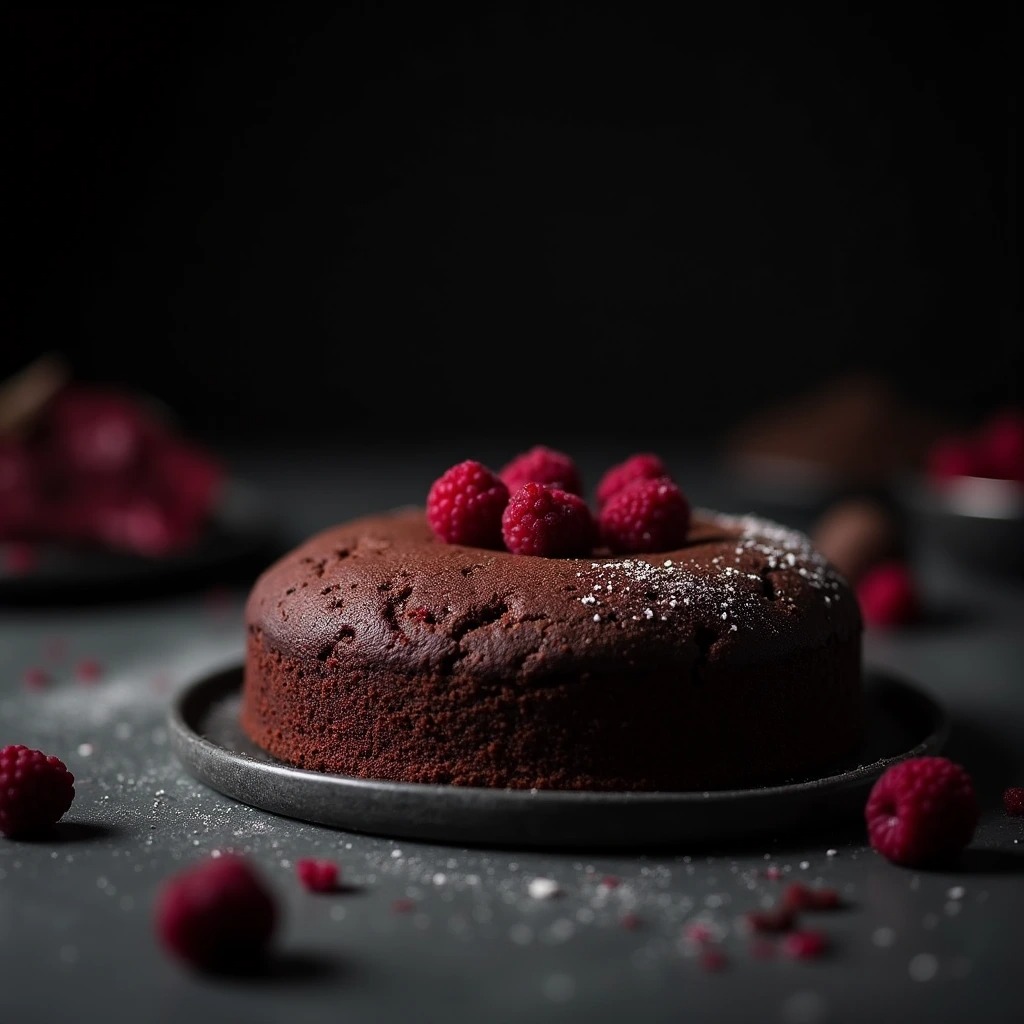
top-left (898, 474), bottom-right (1024, 580)
top-left (0, 480), bottom-right (283, 604)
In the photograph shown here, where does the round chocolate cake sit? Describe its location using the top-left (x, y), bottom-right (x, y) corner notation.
top-left (240, 505), bottom-right (863, 791)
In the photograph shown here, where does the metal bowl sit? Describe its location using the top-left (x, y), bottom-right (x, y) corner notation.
top-left (899, 474), bottom-right (1024, 580)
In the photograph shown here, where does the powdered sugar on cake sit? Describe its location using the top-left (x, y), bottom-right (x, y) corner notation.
top-left (577, 509), bottom-right (845, 634)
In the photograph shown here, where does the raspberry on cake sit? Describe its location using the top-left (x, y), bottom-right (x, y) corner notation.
top-left (595, 452), bottom-right (669, 507)
top-left (240, 446), bottom-right (863, 792)
top-left (598, 476), bottom-right (691, 554)
top-left (499, 445), bottom-right (584, 496)
top-left (501, 481), bottom-right (596, 557)
top-left (425, 459), bottom-right (508, 549)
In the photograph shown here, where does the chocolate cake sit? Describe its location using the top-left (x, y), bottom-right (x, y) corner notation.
top-left (241, 504), bottom-right (863, 792)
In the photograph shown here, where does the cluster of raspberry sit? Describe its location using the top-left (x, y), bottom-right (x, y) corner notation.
top-left (426, 445), bottom-right (690, 557)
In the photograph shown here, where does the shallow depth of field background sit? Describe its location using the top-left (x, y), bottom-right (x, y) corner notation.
top-left (3, 5), bottom-right (1017, 451)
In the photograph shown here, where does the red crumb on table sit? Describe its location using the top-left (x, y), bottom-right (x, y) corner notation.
top-left (1004, 787), bottom-right (1024, 816)
top-left (619, 912), bottom-right (642, 930)
top-left (865, 755), bottom-right (978, 866)
top-left (75, 658), bottom-right (103, 683)
top-left (782, 930), bottom-right (830, 959)
top-left (743, 905), bottom-right (797, 934)
top-left (22, 667), bottom-right (50, 690)
top-left (782, 882), bottom-right (843, 912)
top-left (599, 874), bottom-right (622, 889)
top-left (684, 922), bottom-right (715, 944)
top-left (762, 864), bottom-right (782, 881)
top-left (390, 897), bottom-right (416, 914)
top-left (296, 858), bottom-right (340, 893)
top-left (0, 744), bottom-right (75, 838)
top-left (155, 853), bottom-right (277, 972)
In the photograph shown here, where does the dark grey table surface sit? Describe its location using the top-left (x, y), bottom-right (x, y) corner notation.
top-left (2, 440), bottom-right (1022, 1024)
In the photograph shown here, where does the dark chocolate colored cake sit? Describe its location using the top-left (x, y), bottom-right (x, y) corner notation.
top-left (240, 506), bottom-right (863, 791)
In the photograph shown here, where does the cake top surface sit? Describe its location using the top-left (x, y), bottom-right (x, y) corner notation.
top-left (246, 506), bottom-right (861, 678)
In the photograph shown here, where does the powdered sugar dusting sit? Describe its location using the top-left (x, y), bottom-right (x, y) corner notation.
top-left (576, 509), bottom-right (846, 634)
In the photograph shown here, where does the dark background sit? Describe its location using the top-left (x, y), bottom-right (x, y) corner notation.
top-left (2, 4), bottom-right (1018, 450)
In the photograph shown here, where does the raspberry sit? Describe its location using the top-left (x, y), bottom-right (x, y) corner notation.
top-left (87, 493), bottom-right (184, 557)
top-left (1003, 787), bottom-right (1024, 816)
top-left (0, 744), bottom-right (75, 837)
top-left (155, 853), bottom-right (277, 971)
top-left (0, 440), bottom-right (42, 539)
top-left (426, 460), bottom-right (509, 549)
top-left (782, 930), bottom-right (830, 959)
top-left (499, 445), bottom-right (584, 496)
top-left (865, 756), bottom-right (978, 866)
top-left (296, 858), bottom-right (339, 892)
top-left (856, 560), bottom-right (919, 627)
top-left (501, 482), bottom-right (596, 557)
top-left (925, 435), bottom-right (984, 482)
top-left (977, 408), bottom-right (1024, 481)
top-left (598, 476), bottom-right (691, 554)
top-left (146, 438), bottom-right (225, 529)
top-left (595, 452), bottom-right (669, 507)
top-left (45, 385), bottom-right (159, 478)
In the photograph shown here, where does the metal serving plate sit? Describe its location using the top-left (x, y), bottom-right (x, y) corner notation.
top-left (169, 665), bottom-right (949, 851)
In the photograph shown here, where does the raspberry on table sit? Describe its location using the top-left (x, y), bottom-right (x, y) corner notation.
top-left (499, 445), bottom-right (584, 497)
top-left (1003, 787), bottom-right (1024, 816)
top-left (501, 482), bottom-right (596, 557)
top-left (0, 744), bottom-right (75, 838)
top-left (296, 857), bottom-right (340, 892)
top-left (155, 853), bottom-right (278, 971)
top-left (865, 756), bottom-right (978, 867)
top-left (856, 560), bottom-right (919, 627)
top-left (426, 459), bottom-right (509, 549)
top-left (598, 476), bottom-right (691, 554)
top-left (595, 452), bottom-right (669, 507)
